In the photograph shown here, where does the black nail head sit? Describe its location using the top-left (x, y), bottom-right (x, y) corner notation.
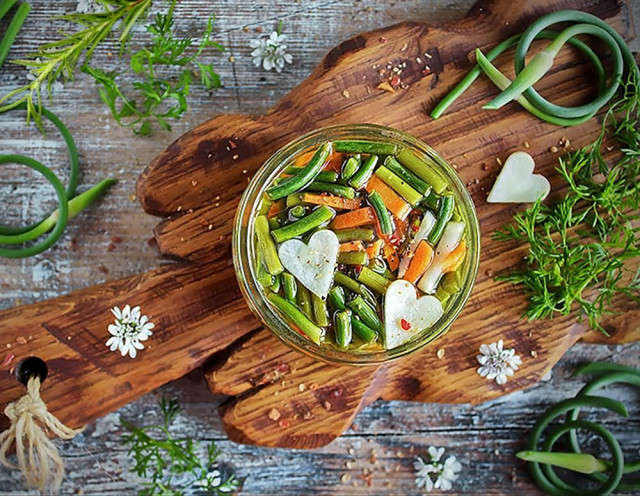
top-left (15, 357), bottom-right (48, 386)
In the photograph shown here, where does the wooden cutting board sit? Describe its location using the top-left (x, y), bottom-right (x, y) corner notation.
top-left (0, 0), bottom-right (637, 448)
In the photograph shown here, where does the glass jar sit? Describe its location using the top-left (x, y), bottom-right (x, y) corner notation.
top-left (233, 124), bottom-right (480, 365)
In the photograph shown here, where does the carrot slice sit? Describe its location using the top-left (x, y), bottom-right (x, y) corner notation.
top-left (442, 239), bottom-right (467, 273)
top-left (403, 240), bottom-right (434, 284)
top-left (330, 207), bottom-right (374, 230)
top-left (383, 243), bottom-right (400, 271)
top-left (268, 199), bottom-right (286, 218)
top-left (300, 193), bottom-right (362, 210)
top-left (366, 239), bottom-right (384, 260)
top-left (365, 176), bottom-right (411, 220)
top-left (324, 152), bottom-right (345, 172)
top-left (340, 240), bottom-right (365, 253)
top-left (294, 149), bottom-right (316, 167)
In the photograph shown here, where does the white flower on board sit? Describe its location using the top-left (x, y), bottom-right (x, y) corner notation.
top-left (477, 339), bottom-right (522, 385)
top-left (250, 30), bottom-right (293, 72)
top-left (414, 446), bottom-right (462, 492)
top-left (106, 305), bottom-right (154, 359)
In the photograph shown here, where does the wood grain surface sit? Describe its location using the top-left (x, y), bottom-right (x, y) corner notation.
top-left (1, 0), bottom-right (639, 493)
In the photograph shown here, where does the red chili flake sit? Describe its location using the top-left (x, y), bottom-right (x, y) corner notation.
top-left (390, 75), bottom-right (401, 87)
top-left (107, 243), bottom-right (117, 252)
top-left (2, 352), bottom-right (14, 367)
top-left (411, 224), bottom-right (419, 232)
top-left (228, 140), bottom-right (237, 150)
top-left (278, 419), bottom-right (290, 428)
top-left (110, 236), bottom-right (122, 244)
top-left (353, 265), bottom-right (363, 276)
top-left (98, 265), bottom-right (109, 274)
top-left (379, 37), bottom-right (387, 43)
top-left (400, 318), bottom-right (411, 331)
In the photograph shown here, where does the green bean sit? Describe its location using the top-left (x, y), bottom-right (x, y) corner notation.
top-left (525, 395), bottom-right (628, 496)
top-left (349, 155), bottom-right (379, 189)
top-left (340, 154), bottom-right (361, 181)
top-left (428, 195), bottom-right (454, 245)
top-left (289, 205), bottom-right (306, 219)
top-left (384, 156), bottom-right (430, 195)
top-left (396, 148), bottom-right (448, 194)
top-left (296, 284), bottom-right (313, 319)
top-left (441, 271), bottom-right (462, 294)
top-left (573, 362), bottom-right (640, 377)
top-left (267, 292), bottom-right (324, 344)
top-left (284, 166), bottom-right (338, 183)
top-left (334, 140), bottom-right (397, 156)
top-left (271, 205), bottom-right (335, 243)
top-left (256, 256), bottom-right (275, 288)
top-left (357, 266), bottom-right (391, 294)
top-left (338, 251), bottom-right (369, 265)
top-left (282, 272), bottom-right (297, 303)
top-left (423, 190), bottom-right (440, 210)
top-left (347, 296), bottom-right (381, 331)
top-left (328, 286), bottom-right (347, 310)
top-left (266, 142), bottom-right (332, 200)
top-left (304, 181), bottom-right (356, 199)
top-left (258, 198), bottom-right (273, 215)
top-left (334, 271), bottom-right (363, 294)
top-left (351, 317), bottom-right (377, 343)
top-left (374, 166), bottom-right (423, 206)
top-left (360, 285), bottom-right (379, 308)
top-left (270, 273), bottom-right (281, 293)
top-left (334, 228), bottom-right (375, 242)
top-left (286, 194), bottom-right (302, 207)
top-left (368, 191), bottom-right (394, 236)
top-left (255, 215), bottom-right (284, 275)
top-left (311, 293), bottom-right (329, 327)
top-left (334, 309), bottom-right (353, 348)
top-left (268, 216), bottom-right (281, 230)
top-left (0, 1), bottom-right (29, 69)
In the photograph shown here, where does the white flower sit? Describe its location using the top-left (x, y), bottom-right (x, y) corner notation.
top-left (414, 446), bottom-right (462, 493)
top-left (105, 305), bottom-right (154, 359)
top-left (249, 31), bottom-right (293, 72)
top-left (477, 339), bottom-right (522, 385)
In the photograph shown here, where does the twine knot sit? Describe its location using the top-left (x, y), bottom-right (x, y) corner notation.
top-left (0, 377), bottom-right (84, 494)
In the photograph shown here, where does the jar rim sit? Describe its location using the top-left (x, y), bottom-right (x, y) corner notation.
top-left (233, 124), bottom-right (480, 365)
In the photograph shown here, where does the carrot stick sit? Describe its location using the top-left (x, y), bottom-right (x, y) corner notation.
top-left (340, 240), bottom-right (365, 253)
top-left (403, 240), bottom-right (434, 284)
top-left (441, 239), bottom-right (467, 273)
top-left (330, 207), bottom-right (374, 230)
top-left (268, 199), bottom-right (286, 218)
top-left (300, 193), bottom-right (362, 210)
top-left (365, 176), bottom-right (411, 220)
top-left (383, 243), bottom-right (400, 271)
top-left (366, 239), bottom-right (384, 260)
top-left (294, 149), bottom-right (316, 167)
top-left (324, 152), bottom-right (345, 172)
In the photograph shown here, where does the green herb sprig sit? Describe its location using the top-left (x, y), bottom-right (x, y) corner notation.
top-left (493, 74), bottom-right (640, 333)
top-left (84, 0), bottom-right (224, 134)
top-left (122, 398), bottom-right (238, 495)
top-left (0, 0), bottom-right (154, 128)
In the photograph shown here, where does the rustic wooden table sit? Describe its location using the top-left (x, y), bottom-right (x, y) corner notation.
top-left (1, 1), bottom-right (639, 494)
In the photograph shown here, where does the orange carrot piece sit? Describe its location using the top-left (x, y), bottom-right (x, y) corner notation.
top-left (365, 239), bottom-right (384, 260)
top-left (403, 240), bottom-right (434, 284)
top-left (324, 152), bottom-right (345, 172)
top-left (330, 207), bottom-right (374, 230)
top-left (300, 193), bottom-right (362, 210)
top-left (365, 176), bottom-right (411, 220)
top-left (383, 243), bottom-right (400, 271)
top-left (442, 239), bottom-right (467, 273)
top-left (340, 240), bottom-right (365, 253)
top-left (294, 149), bottom-right (316, 167)
top-left (268, 199), bottom-right (286, 218)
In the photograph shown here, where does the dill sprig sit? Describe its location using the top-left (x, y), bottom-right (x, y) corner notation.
top-left (83, 0), bottom-right (224, 134)
top-left (122, 398), bottom-right (238, 495)
top-left (493, 74), bottom-right (640, 333)
top-left (0, 0), bottom-right (154, 127)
